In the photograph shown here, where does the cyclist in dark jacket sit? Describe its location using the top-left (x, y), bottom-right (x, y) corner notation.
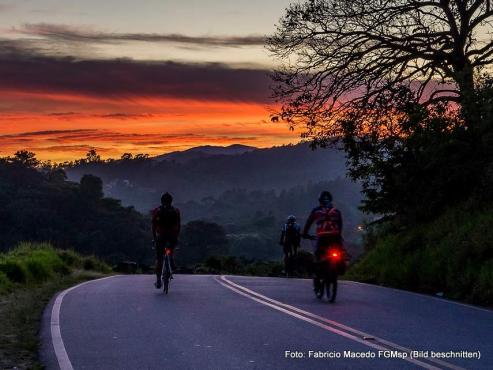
top-left (152, 192), bottom-right (181, 289)
top-left (280, 215), bottom-right (301, 277)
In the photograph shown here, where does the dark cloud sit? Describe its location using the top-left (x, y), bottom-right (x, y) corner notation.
top-left (0, 51), bottom-right (272, 103)
top-left (19, 23), bottom-right (266, 48)
top-left (47, 112), bottom-right (77, 116)
top-left (0, 129), bottom-right (259, 151)
top-left (97, 113), bottom-right (155, 120)
top-left (36, 145), bottom-right (112, 153)
top-left (0, 129), bottom-right (96, 139)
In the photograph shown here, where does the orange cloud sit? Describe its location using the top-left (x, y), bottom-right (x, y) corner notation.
top-left (0, 56), bottom-right (297, 161)
top-left (0, 96), bottom-right (296, 161)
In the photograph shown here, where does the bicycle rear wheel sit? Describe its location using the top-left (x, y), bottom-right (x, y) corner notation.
top-left (162, 255), bottom-right (171, 294)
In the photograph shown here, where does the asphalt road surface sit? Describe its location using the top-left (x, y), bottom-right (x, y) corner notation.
top-left (40, 275), bottom-right (493, 370)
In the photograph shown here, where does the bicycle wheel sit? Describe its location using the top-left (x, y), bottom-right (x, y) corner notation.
top-left (327, 270), bottom-right (338, 303)
top-left (162, 255), bottom-right (171, 294)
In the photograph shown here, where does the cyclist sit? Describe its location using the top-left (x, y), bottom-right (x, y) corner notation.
top-left (279, 215), bottom-right (301, 276)
top-left (302, 191), bottom-right (343, 300)
top-left (152, 192), bottom-right (181, 289)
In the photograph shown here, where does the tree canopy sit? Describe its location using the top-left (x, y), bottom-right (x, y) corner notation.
top-left (268, 0), bottom-right (493, 220)
top-left (268, 0), bottom-right (493, 135)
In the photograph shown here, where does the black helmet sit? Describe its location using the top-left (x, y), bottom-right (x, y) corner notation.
top-left (318, 191), bottom-right (333, 205)
top-left (161, 192), bottom-right (173, 206)
top-left (287, 215), bottom-right (296, 223)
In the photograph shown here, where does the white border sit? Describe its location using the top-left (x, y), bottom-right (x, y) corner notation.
top-left (50, 275), bottom-right (119, 370)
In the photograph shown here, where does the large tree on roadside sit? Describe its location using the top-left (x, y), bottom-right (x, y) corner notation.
top-left (268, 0), bottom-right (493, 138)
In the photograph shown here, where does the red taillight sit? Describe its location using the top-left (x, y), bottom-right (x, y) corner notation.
top-left (165, 248), bottom-right (172, 256)
top-left (328, 250), bottom-right (341, 260)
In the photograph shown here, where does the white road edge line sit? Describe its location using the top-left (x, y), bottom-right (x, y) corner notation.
top-left (342, 280), bottom-right (493, 314)
top-left (218, 275), bottom-right (465, 370)
top-left (50, 275), bottom-right (120, 370)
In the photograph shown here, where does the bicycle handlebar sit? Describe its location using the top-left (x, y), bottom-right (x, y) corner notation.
top-left (302, 234), bottom-right (317, 241)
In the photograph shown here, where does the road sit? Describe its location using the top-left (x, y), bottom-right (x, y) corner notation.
top-left (40, 275), bottom-right (493, 370)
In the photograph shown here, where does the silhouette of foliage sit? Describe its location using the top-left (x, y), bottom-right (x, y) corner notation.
top-left (268, 0), bottom-right (493, 137)
top-left (178, 221), bottom-right (229, 265)
top-left (0, 153), bottom-right (151, 264)
top-left (341, 81), bottom-right (493, 221)
top-left (80, 174), bottom-right (104, 200)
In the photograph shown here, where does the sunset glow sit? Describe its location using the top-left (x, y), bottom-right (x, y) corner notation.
top-left (0, 0), bottom-right (297, 161)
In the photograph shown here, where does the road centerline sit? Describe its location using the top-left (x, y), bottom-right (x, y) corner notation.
top-left (217, 275), bottom-right (465, 370)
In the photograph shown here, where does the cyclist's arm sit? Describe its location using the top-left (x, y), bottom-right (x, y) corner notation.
top-left (302, 211), bottom-right (315, 237)
top-left (279, 227), bottom-right (285, 245)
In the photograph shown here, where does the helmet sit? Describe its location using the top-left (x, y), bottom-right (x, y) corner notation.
top-left (161, 192), bottom-right (173, 206)
top-left (287, 215), bottom-right (296, 223)
top-left (318, 191), bottom-right (333, 205)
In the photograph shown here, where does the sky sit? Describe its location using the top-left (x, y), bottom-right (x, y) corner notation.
top-left (0, 0), bottom-right (296, 161)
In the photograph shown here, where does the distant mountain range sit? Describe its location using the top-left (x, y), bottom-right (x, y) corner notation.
top-left (67, 143), bottom-right (350, 212)
top-left (154, 144), bottom-right (256, 163)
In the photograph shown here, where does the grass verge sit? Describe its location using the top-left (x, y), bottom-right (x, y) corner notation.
top-left (346, 202), bottom-right (493, 307)
top-left (0, 242), bottom-right (111, 369)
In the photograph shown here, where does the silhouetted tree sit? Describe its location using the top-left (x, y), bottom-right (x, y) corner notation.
top-left (48, 168), bottom-right (68, 183)
top-left (80, 174), bottom-right (104, 200)
top-left (268, 0), bottom-right (493, 137)
top-left (86, 149), bottom-right (101, 163)
top-left (120, 153), bottom-right (133, 161)
top-left (178, 221), bottom-right (229, 265)
top-left (134, 154), bottom-right (149, 160)
top-left (12, 150), bottom-right (39, 168)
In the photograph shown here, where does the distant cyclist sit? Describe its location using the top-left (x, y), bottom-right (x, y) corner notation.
top-left (152, 192), bottom-right (181, 289)
top-left (302, 191), bottom-right (343, 299)
top-left (280, 215), bottom-right (301, 277)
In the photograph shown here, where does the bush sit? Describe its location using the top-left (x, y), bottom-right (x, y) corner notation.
top-left (82, 256), bottom-right (110, 273)
top-left (57, 249), bottom-right (81, 267)
top-left (0, 259), bottom-right (29, 283)
top-left (0, 271), bottom-right (12, 294)
top-left (199, 255), bottom-right (284, 276)
top-left (0, 242), bottom-right (110, 294)
top-left (348, 202), bottom-right (493, 306)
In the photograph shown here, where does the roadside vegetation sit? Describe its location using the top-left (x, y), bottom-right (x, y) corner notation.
top-left (347, 203), bottom-right (493, 307)
top-left (0, 242), bottom-right (110, 370)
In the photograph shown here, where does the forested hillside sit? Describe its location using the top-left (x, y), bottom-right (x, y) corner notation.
top-left (0, 153), bottom-right (151, 263)
top-left (0, 149), bottom-right (364, 267)
top-left (65, 143), bottom-right (348, 212)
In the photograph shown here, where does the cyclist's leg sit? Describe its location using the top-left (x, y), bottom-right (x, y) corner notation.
top-left (155, 243), bottom-right (164, 287)
top-left (287, 244), bottom-right (296, 276)
top-left (328, 269), bottom-right (338, 302)
top-left (168, 235), bottom-right (178, 271)
top-left (313, 247), bottom-right (323, 292)
top-left (282, 244), bottom-right (290, 276)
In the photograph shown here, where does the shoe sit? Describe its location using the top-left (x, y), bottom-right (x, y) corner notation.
top-left (154, 280), bottom-right (162, 289)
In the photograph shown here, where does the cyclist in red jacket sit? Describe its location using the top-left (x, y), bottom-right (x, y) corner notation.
top-left (302, 191), bottom-right (343, 298)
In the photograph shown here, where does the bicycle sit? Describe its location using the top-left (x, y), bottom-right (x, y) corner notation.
top-left (161, 247), bottom-right (173, 294)
top-left (153, 240), bottom-right (174, 294)
top-left (305, 234), bottom-right (345, 302)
